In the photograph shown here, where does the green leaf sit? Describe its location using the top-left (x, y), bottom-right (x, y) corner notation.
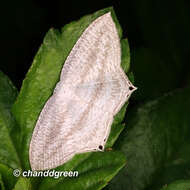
top-left (13, 177), bottom-right (31, 190)
top-left (0, 163), bottom-right (17, 190)
top-left (160, 180), bottom-right (190, 190)
top-left (38, 151), bottom-right (126, 190)
top-left (105, 103), bottom-right (128, 149)
top-left (121, 39), bottom-right (130, 73)
top-left (0, 71), bottom-right (18, 107)
top-left (0, 71), bottom-right (21, 169)
top-left (11, 7), bottom-right (129, 172)
top-left (106, 87), bottom-right (190, 190)
top-left (147, 140), bottom-right (190, 190)
top-left (0, 173), bottom-right (5, 190)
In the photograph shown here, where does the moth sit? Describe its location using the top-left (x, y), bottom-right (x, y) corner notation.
top-left (29, 12), bottom-right (136, 170)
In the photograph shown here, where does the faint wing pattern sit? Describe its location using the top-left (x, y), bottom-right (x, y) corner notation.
top-left (29, 12), bottom-right (136, 170)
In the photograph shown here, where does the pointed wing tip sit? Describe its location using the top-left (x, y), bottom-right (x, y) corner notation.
top-left (130, 85), bottom-right (138, 93)
top-left (105, 11), bottom-right (112, 16)
top-left (133, 86), bottom-right (138, 91)
top-left (100, 11), bottom-right (113, 22)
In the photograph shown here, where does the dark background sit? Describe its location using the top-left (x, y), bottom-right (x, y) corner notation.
top-left (0, 0), bottom-right (190, 98)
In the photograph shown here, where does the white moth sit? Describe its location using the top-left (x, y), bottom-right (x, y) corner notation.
top-left (29, 12), bottom-right (136, 171)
